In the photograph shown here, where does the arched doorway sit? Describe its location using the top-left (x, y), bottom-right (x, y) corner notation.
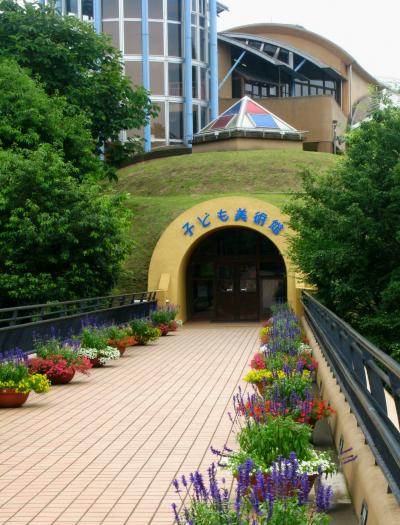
top-left (187, 227), bottom-right (286, 321)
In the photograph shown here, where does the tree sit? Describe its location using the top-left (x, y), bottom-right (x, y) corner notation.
top-left (0, 145), bottom-right (132, 306)
top-left (284, 103), bottom-right (400, 358)
top-left (0, 60), bottom-right (132, 306)
top-left (0, 58), bottom-right (102, 180)
top-left (0, 0), bottom-right (157, 161)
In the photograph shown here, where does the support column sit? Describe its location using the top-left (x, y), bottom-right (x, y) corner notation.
top-left (209, 0), bottom-right (219, 120)
top-left (141, 0), bottom-right (151, 152)
top-left (93, 0), bottom-right (102, 34)
top-left (184, 0), bottom-right (193, 147)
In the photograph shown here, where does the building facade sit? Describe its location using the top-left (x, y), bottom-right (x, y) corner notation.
top-left (47, 1), bottom-right (378, 153)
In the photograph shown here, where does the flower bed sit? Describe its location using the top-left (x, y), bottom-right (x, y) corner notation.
top-left (171, 304), bottom-right (355, 523)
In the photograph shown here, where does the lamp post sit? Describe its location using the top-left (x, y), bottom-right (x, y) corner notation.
top-left (332, 119), bottom-right (338, 154)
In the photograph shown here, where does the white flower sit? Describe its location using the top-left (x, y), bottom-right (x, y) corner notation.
top-left (78, 346), bottom-right (120, 364)
top-left (299, 343), bottom-right (312, 355)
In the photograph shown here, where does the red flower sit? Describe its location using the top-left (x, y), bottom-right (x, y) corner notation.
top-left (250, 353), bottom-right (267, 370)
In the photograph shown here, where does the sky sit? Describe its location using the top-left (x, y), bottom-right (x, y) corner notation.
top-left (217, 0), bottom-right (400, 81)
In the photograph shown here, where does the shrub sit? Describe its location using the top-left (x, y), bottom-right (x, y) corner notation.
top-left (0, 350), bottom-right (50, 394)
top-left (129, 319), bottom-right (161, 345)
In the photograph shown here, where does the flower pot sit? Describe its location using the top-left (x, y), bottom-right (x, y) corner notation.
top-left (255, 382), bottom-right (269, 396)
top-left (47, 369), bottom-right (76, 385)
top-left (0, 389), bottom-right (30, 408)
top-left (90, 357), bottom-right (103, 368)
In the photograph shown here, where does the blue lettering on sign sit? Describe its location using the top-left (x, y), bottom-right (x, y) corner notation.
top-left (217, 209), bottom-right (229, 222)
top-left (253, 211), bottom-right (268, 226)
top-left (269, 220), bottom-right (284, 235)
top-left (234, 208), bottom-right (247, 222)
top-left (197, 213), bottom-right (211, 228)
top-left (182, 222), bottom-right (195, 237)
top-left (182, 207), bottom-right (284, 237)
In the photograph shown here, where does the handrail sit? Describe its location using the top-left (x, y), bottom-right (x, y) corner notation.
top-left (0, 291), bottom-right (159, 354)
top-left (302, 291), bottom-right (400, 503)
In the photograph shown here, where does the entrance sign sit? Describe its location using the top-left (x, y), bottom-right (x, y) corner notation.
top-left (182, 207), bottom-right (284, 237)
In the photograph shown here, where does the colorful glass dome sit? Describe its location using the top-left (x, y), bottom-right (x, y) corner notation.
top-left (197, 96), bottom-right (302, 135)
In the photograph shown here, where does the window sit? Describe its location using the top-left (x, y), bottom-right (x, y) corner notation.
top-left (199, 28), bottom-right (205, 62)
top-left (102, 0), bottom-right (118, 18)
top-left (82, 0), bottom-right (94, 19)
top-left (201, 107), bottom-right (208, 129)
top-left (264, 43), bottom-right (276, 57)
top-left (124, 0), bottom-right (141, 18)
top-left (148, 0), bottom-right (163, 19)
top-left (168, 63), bottom-right (183, 96)
top-left (125, 61), bottom-right (143, 86)
top-left (278, 49), bottom-right (289, 64)
top-left (168, 23), bottom-right (182, 57)
top-left (151, 102), bottom-right (165, 139)
top-left (169, 103), bottom-right (183, 140)
top-left (192, 66), bottom-right (198, 98)
top-left (168, 0), bottom-right (182, 21)
top-left (193, 105), bottom-right (198, 133)
top-left (103, 21), bottom-right (119, 49)
top-left (124, 21), bottom-right (141, 54)
top-left (150, 62), bottom-right (164, 95)
top-left (200, 67), bottom-right (206, 99)
top-left (261, 86), bottom-right (267, 97)
top-left (191, 27), bottom-right (198, 59)
top-left (149, 22), bottom-right (164, 55)
top-left (66, 0), bottom-right (78, 15)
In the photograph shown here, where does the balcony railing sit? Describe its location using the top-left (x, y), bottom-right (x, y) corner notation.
top-left (0, 292), bottom-right (158, 354)
top-left (302, 291), bottom-right (400, 503)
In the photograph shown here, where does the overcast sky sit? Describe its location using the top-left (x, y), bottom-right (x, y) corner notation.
top-left (218, 0), bottom-right (399, 81)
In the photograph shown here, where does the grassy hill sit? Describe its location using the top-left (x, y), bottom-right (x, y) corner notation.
top-left (111, 149), bottom-right (337, 292)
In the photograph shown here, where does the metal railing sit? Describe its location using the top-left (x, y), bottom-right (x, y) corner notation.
top-left (302, 291), bottom-right (400, 503)
top-left (0, 292), bottom-right (158, 354)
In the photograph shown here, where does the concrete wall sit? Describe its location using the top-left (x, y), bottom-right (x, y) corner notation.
top-left (303, 319), bottom-right (400, 525)
top-left (148, 197), bottom-right (300, 321)
top-left (218, 41), bottom-right (233, 99)
top-left (193, 137), bottom-right (303, 153)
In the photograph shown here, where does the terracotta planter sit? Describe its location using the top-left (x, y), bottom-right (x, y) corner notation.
top-left (0, 389), bottom-right (30, 408)
top-left (47, 369), bottom-right (76, 385)
top-left (90, 356), bottom-right (103, 368)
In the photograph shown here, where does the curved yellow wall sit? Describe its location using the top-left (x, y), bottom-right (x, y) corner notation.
top-left (148, 196), bottom-right (300, 321)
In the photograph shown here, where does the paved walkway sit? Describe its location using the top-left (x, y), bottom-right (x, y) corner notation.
top-left (0, 324), bottom-right (259, 525)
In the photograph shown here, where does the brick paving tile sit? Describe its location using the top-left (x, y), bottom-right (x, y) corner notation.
top-left (0, 324), bottom-right (258, 524)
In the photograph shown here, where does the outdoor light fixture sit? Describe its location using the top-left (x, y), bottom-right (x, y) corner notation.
top-left (360, 501), bottom-right (368, 525)
top-left (332, 119), bottom-right (338, 154)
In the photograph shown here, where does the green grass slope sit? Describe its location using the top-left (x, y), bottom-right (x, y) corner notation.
top-left (111, 149), bottom-right (337, 292)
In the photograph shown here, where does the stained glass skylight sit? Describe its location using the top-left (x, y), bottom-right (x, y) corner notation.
top-left (197, 96), bottom-right (300, 134)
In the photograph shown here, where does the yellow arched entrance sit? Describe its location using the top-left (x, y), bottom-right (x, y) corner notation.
top-left (148, 196), bottom-right (300, 321)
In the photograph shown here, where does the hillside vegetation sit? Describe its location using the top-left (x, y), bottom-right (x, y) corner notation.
top-left (111, 149), bottom-right (337, 292)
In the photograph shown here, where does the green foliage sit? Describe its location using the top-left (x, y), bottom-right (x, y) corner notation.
top-left (0, 58), bottom-right (101, 180)
top-left (150, 309), bottom-right (172, 326)
top-left (34, 339), bottom-right (81, 366)
top-left (284, 102), bottom-right (400, 358)
top-left (0, 361), bottom-right (50, 393)
top-left (0, 146), bottom-right (132, 306)
top-left (103, 325), bottom-right (129, 341)
top-left (129, 319), bottom-right (161, 345)
top-left (234, 418), bottom-right (312, 472)
top-left (265, 371), bottom-right (313, 402)
top-left (0, 1), bottom-right (157, 162)
top-left (79, 327), bottom-right (109, 351)
top-left (266, 499), bottom-right (330, 525)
